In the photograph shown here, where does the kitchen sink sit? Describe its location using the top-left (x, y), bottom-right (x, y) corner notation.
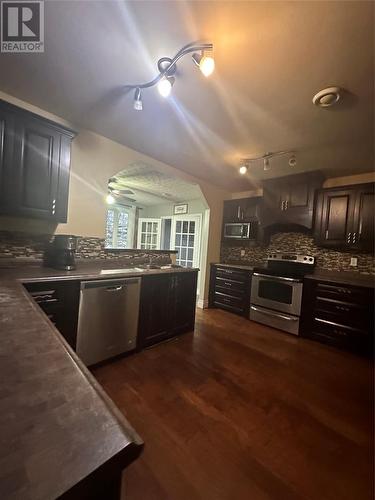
top-left (99, 268), bottom-right (144, 275)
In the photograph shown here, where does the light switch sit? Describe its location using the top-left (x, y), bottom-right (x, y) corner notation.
top-left (240, 250), bottom-right (245, 257)
top-left (350, 257), bottom-right (358, 267)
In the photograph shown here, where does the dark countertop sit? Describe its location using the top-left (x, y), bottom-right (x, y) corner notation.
top-left (213, 261), bottom-right (374, 288)
top-left (212, 262), bottom-right (259, 271)
top-left (305, 268), bottom-right (375, 288)
top-left (0, 261), bottom-right (198, 499)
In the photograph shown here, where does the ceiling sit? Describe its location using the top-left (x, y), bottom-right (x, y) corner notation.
top-left (0, 1), bottom-right (373, 191)
top-left (109, 162), bottom-right (203, 206)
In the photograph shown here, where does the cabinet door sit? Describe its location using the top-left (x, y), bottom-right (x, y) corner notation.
top-left (241, 197), bottom-right (260, 221)
top-left (137, 274), bottom-right (173, 348)
top-left (13, 116), bottom-right (62, 219)
top-left (315, 188), bottom-right (356, 248)
top-left (171, 272), bottom-right (198, 335)
top-left (223, 199), bottom-right (243, 222)
top-left (0, 107), bottom-right (16, 210)
top-left (353, 185), bottom-right (374, 252)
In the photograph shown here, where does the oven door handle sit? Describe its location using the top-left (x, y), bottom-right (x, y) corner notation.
top-left (250, 305), bottom-right (299, 321)
top-left (252, 272), bottom-right (302, 283)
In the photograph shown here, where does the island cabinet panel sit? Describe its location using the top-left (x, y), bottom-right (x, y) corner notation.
top-left (313, 183), bottom-right (374, 251)
top-left (0, 99), bottom-right (75, 222)
top-left (137, 271), bottom-right (198, 348)
top-left (300, 278), bottom-right (374, 356)
top-left (24, 280), bottom-right (80, 349)
top-left (209, 264), bottom-right (252, 317)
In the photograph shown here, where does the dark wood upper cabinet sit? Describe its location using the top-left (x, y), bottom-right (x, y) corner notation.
top-left (0, 100), bottom-right (75, 222)
top-left (261, 171), bottom-right (324, 229)
top-left (314, 183), bottom-right (374, 252)
top-left (223, 197), bottom-right (261, 222)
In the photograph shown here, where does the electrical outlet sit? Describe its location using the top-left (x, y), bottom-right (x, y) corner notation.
top-left (350, 257), bottom-right (358, 267)
top-left (240, 250), bottom-right (245, 257)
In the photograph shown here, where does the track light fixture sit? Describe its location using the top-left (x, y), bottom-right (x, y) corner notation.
top-left (126, 42), bottom-right (214, 110)
top-left (239, 151), bottom-right (296, 174)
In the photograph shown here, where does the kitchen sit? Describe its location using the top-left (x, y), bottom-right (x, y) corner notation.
top-left (0, 1), bottom-right (374, 499)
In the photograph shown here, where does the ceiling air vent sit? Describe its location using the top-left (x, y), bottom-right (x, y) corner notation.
top-left (312, 87), bottom-right (341, 108)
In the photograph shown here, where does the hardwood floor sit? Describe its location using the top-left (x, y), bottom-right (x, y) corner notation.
top-left (93, 308), bottom-right (374, 500)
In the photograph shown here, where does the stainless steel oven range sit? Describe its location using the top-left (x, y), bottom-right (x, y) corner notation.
top-left (250, 254), bottom-right (315, 335)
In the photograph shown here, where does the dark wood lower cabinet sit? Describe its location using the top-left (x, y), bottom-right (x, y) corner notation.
top-left (209, 264), bottom-right (251, 317)
top-left (300, 278), bottom-right (374, 356)
top-left (24, 280), bottom-right (80, 349)
top-left (137, 271), bottom-right (198, 348)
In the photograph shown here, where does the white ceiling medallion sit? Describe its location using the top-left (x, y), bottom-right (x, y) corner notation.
top-left (312, 86), bottom-right (341, 108)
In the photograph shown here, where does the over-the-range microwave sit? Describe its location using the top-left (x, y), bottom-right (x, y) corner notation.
top-left (223, 221), bottom-right (258, 240)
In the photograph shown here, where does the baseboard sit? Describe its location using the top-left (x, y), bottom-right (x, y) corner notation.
top-left (197, 298), bottom-right (209, 309)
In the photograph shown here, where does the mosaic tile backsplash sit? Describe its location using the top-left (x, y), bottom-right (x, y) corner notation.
top-left (0, 231), bottom-right (172, 265)
top-left (221, 232), bottom-right (375, 275)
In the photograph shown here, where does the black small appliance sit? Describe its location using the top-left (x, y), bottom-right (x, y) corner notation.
top-left (44, 235), bottom-right (78, 270)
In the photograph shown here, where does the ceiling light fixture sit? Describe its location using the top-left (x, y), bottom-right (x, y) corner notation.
top-left (192, 52), bottom-right (215, 77)
top-left (106, 193), bottom-right (115, 205)
top-left (133, 88), bottom-right (142, 110)
top-left (239, 150), bottom-right (296, 174)
top-left (125, 42), bottom-right (214, 109)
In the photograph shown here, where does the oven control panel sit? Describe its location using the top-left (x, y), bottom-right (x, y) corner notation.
top-left (267, 254), bottom-right (315, 265)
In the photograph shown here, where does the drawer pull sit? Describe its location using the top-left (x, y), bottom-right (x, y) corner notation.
top-left (335, 305), bottom-right (350, 312)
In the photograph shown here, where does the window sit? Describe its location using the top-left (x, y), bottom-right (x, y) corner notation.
top-left (105, 205), bottom-right (135, 249)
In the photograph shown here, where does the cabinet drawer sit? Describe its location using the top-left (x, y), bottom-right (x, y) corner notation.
top-left (216, 267), bottom-right (248, 282)
top-left (310, 317), bottom-right (370, 353)
top-left (214, 291), bottom-right (246, 310)
top-left (215, 284), bottom-right (245, 298)
top-left (215, 276), bottom-right (246, 292)
top-left (214, 300), bottom-right (244, 314)
top-left (316, 282), bottom-right (371, 304)
top-left (315, 297), bottom-right (370, 329)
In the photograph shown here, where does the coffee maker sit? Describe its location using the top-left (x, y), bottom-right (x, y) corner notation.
top-left (44, 235), bottom-right (78, 270)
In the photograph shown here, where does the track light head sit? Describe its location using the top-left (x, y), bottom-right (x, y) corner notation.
top-left (157, 76), bottom-right (175, 97)
top-left (134, 87), bottom-right (142, 111)
top-left (192, 51), bottom-right (215, 77)
top-left (239, 165), bottom-right (248, 175)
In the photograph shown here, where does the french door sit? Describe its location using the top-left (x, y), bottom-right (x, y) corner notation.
top-left (171, 215), bottom-right (201, 268)
top-left (137, 218), bottom-right (161, 250)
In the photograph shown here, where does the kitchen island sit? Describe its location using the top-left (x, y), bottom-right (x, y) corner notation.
top-left (0, 261), bottom-right (198, 499)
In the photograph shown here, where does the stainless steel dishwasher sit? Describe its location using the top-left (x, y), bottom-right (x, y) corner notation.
top-left (76, 278), bottom-right (141, 366)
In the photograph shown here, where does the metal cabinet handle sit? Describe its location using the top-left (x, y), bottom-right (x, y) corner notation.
top-left (251, 305), bottom-right (298, 321)
top-left (253, 272), bottom-right (302, 283)
top-left (105, 286), bottom-right (123, 292)
top-left (237, 206), bottom-right (241, 220)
